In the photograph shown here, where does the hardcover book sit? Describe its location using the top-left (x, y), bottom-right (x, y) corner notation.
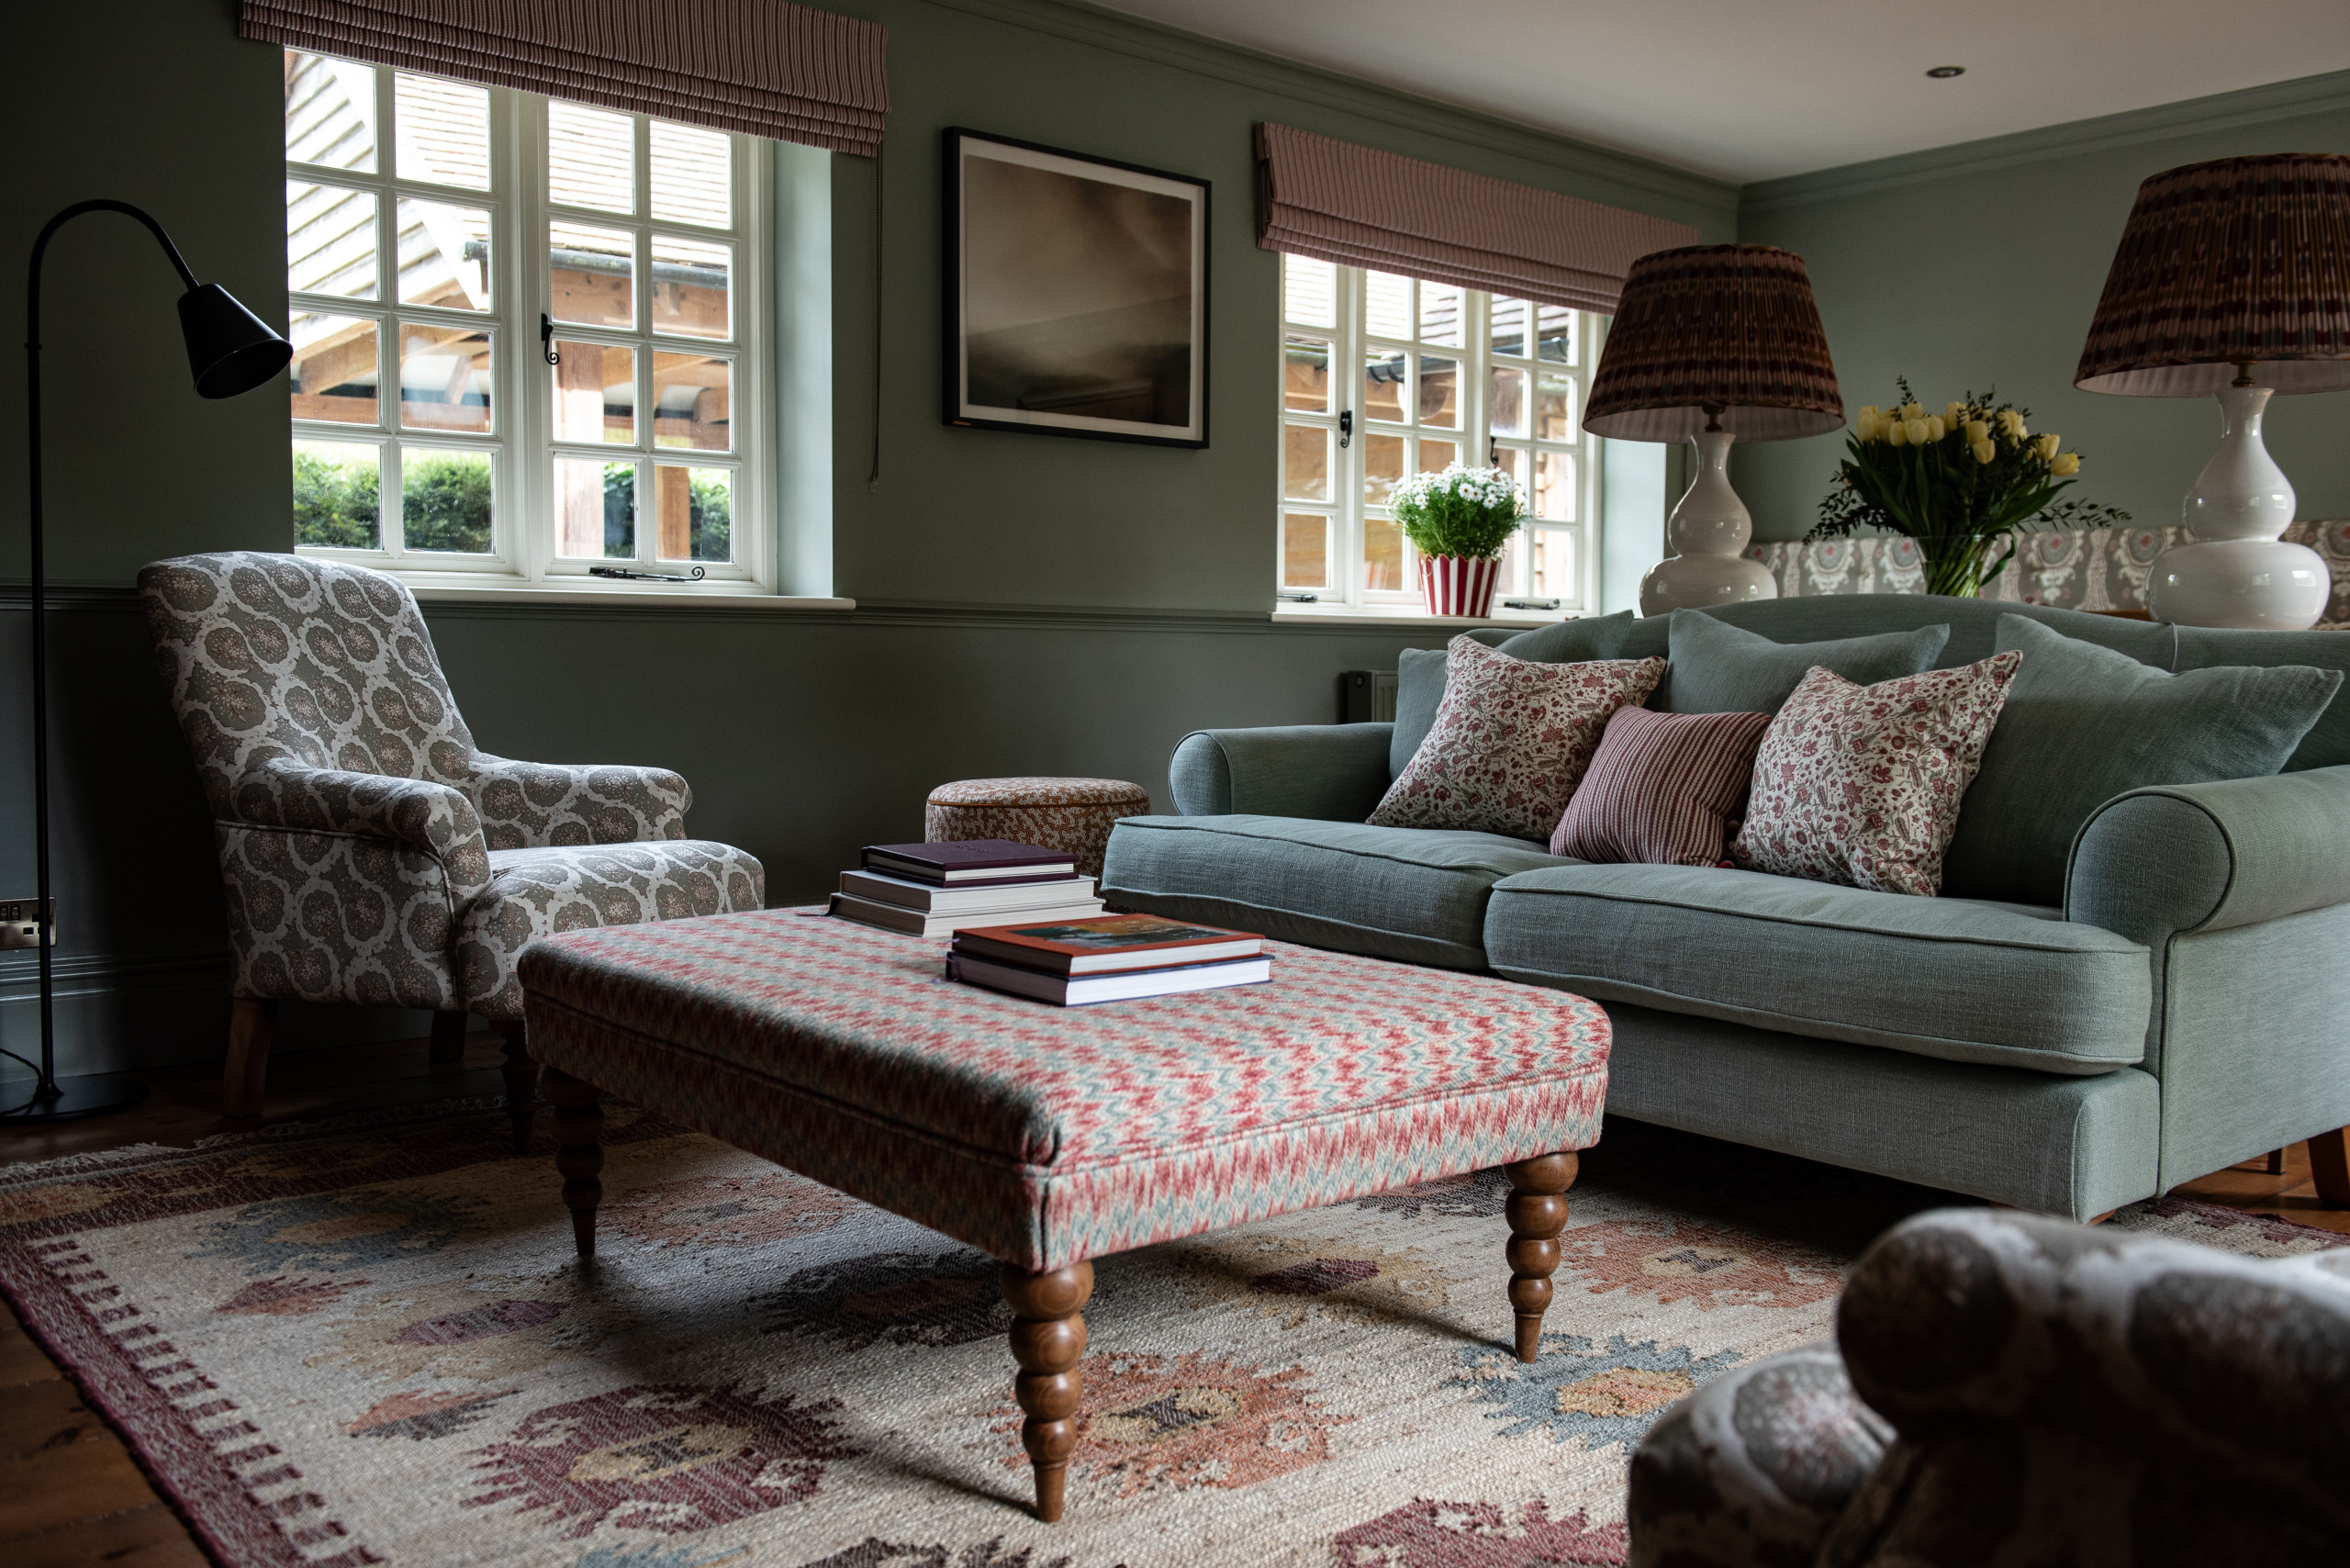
top-left (828, 891), bottom-right (1107, 939)
top-left (949, 914), bottom-right (1264, 975)
top-left (947, 952), bottom-right (1273, 1006)
top-left (862, 840), bottom-right (1076, 884)
top-left (840, 868), bottom-right (1097, 913)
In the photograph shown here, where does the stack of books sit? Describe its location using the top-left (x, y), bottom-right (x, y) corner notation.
top-left (827, 839), bottom-right (1106, 938)
top-left (946, 913), bottom-right (1270, 1005)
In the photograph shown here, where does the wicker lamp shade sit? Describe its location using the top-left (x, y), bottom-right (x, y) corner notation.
top-left (2076, 153), bottom-right (2350, 398)
top-left (1583, 244), bottom-right (1843, 443)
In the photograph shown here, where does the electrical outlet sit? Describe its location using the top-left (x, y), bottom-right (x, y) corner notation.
top-left (0, 899), bottom-right (54, 951)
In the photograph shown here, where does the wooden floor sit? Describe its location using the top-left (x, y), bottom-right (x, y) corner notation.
top-left (1, 1035), bottom-right (2343, 1565)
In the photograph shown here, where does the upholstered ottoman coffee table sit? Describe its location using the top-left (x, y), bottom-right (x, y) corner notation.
top-left (516, 910), bottom-right (1610, 1523)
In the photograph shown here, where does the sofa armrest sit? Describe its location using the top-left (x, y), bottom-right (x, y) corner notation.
top-left (1169, 723), bottom-right (1393, 820)
top-left (232, 759), bottom-right (491, 900)
top-left (462, 753), bottom-right (691, 849)
top-left (2066, 765), bottom-right (2350, 942)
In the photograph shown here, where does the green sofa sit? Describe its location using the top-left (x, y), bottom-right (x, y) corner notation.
top-left (1101, 595), bottom-right (2350, 1221)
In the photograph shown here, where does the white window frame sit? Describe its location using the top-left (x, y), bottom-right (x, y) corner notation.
top-left (1276, 256), bottom-right (1603, 619)
top-left (285, 54), bottom-right (774, 596)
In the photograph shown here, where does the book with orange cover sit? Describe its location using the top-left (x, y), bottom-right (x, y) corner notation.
top-left (949, 913), bottom-right (1264, 975)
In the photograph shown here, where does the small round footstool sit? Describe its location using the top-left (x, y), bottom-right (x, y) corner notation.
top-left (924, 776), bottom-right (1151, 879)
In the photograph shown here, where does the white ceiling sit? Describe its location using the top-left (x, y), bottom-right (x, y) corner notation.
top-left (1091, 0), bottom-right (2350, 184)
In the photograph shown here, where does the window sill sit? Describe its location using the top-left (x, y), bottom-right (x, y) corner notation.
top-left (404, 582), bottom-right (855, 610)
top-left (1270, 602), bottom-right (1570, 631)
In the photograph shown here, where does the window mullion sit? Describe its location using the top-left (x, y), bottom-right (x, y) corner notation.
top-left (512, 90), bottom-right (549, 583)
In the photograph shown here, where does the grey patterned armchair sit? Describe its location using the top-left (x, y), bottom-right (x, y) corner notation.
top-left (138, 552), bottom-right (764, 1144)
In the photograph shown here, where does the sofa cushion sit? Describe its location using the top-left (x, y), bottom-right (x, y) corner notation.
top-left (1483, 863), bottom-right (2151, 1074)
top-left (1653, 609), bottom-right (1951, 713)
top-left (1102, 814), bottom-right (1572, 969)
top-left (1550, 706), bottom-right (1773, 867)
top-left (1391, 610), bottom-right (1637, 777)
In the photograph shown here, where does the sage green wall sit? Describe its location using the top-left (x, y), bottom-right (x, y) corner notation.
top-left (1734, 75), bottom-right (2350, 543)
top-left (0, 0), bottom-right (1734, 1075)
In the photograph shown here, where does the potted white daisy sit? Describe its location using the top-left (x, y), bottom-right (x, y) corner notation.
top-left (1392, 463), bottom-right (1526, 618)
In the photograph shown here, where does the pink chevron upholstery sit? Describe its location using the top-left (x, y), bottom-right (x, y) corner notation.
top-left (519, 911), bottom-right (1612, 1271)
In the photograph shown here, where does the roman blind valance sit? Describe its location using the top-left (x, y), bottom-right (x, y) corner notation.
top-left (1255, 122), bottom-right (1701, 314)
top-left (241, 0), bottom-right (889, 156)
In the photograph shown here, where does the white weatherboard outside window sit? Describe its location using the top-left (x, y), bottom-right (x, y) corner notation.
top-left (1277, 256), bottom-right (1602, 616)
top-left (283, 50), bottom-right (772, 593)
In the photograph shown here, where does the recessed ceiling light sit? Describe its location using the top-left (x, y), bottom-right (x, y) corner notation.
top-left (1926, 65), bottom-right (1965, 78)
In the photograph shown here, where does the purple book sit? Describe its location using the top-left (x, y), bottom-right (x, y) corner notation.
top-left (862, 840), bottom-right (1077, 885)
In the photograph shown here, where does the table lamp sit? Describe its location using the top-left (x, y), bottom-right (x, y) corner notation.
top-left (1583, 244), bottom-right (1843, 616)
top-left (2075, 153), bottom-right (2350, 630)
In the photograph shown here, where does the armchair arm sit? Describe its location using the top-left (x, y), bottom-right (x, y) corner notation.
top-left (2065, 765), bottom-right (2350, 943)
top-left (463, 753), bottom-right (691, 849)
top-left (1168, 723), bottom-right (1394, 820)
top-left (233, 759), bottom-right (491, 901)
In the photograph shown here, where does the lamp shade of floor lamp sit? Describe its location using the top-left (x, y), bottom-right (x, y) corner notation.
top-left (2076, 153), bottom-right (2350, 630)
top-left (1583, 245), bottom-right (1844, 616)
top-left (5, 200), bottom-right (291, 1125)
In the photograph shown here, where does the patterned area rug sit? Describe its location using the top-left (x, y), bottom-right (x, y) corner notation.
top-left (3, 1100), bottom-right (2339, 1568)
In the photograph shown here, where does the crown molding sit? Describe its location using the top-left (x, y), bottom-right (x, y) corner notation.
top-left (1741, 68), bottom-right (2350, 217)
top-left (909, 0), bottom-right (1738, 218)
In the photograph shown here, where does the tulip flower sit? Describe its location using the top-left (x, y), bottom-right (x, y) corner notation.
top-left (2050, 452), bottom-right (2081, 476)
top-left (1887, 420), bottom-right (1909, 447)
top-left (1972, 438), bottom-right (1996, 465)
top-left (1998, 409), bottom-right (2027, 440)
top-left (1857, 405), bottom-right (1881, 421)
top-left (1905, 418), bottom-right (1931, 445)
top-left (2036, 433), bottom-right (2061, 462)
top-left (1901, 401), bottom-right (1925, 420)
top-left (1943, 401), bottom-right (1966, 428)
top-left (1925, 415), bottom-right (1947, 442)
top-left (1965, 419), bottom-right (1989, 442)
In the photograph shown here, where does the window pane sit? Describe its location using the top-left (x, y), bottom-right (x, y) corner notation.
top-left (1283, 336), bottom-right (1329, 413)
top-left (655, 465), bottom-right (733, 562)
top-left (1421, 439), bottom-right (1458, 474)
top-left (1530, 527), bottom-right (1575, 598)
top-left (1363, 432), bottom-right (1404, 507)
top-left (1418, 355), bottom-right (1460, 428)
top-left (1364, 515), bottom-right (1406, 592)
top-left (399, 448), bottom-right (493, 554)
top-left (289, 313), bottom-right (378, 424)
top-left (1491, 446), bottom-right (1525, 496)
top-left (1283, 255), bottom-right (1336, 329)
top-left (292, 440), bottom-right (380, 549)
top-left (651, 119), bottom-right (732, 228)
top-left (285, 51), bottom-right (375, 173)
top-left (551, 221), bottom-right (635, 328)
top-left (1489, 367), bottom-right (1528, 438)
top-left (555, 458), bottom-right (635, 557)
top-left (554, 342), bottom-right (634, 443)
top-left (549, 100), bottom-right (633, 213)
top-left (1492, 297), bottom-right (1528, 357)
top-left (653, 353), bottom-right (731, 450)
top-left (287, 181), bottom-right (376, 299)
top-left (1535, 451), bottom-right (1574, 521)
top-left (651, 235), bottom-right (731, 340)
top-left (393, 73), bottom-right (489, 189)
top-left (1282, 424), bottom-right (1329, 502)
top-left (1362, 349), bottom-right (1406, 421)
top-left (1365, 271), bottom-right (1412, 340)
top-left (1539, 306), bottom-right (1576, 364)
top-left (1418, 283), bottom-right (1462, 347)
top-left (398, 323), bottom-right (491, 432)
top-left (1538, 376), bottom-right (1577, 440)
top-left (395, 198), bottom-right (491, 310)
top-left (1281, 512), bottom-right (1329, 589)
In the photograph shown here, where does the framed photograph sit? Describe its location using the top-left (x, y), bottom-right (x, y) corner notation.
top-left (944, 128), bottom-right (1209, 448)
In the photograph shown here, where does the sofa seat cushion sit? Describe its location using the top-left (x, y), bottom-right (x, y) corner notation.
top-left (1102, 814), bottom-right (1572, 969)
top-left (1483, 864), bottom-right (2150, 1074)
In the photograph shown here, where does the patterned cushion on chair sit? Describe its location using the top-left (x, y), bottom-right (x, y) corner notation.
top-left (456, 841), bottom-right (766, 1020)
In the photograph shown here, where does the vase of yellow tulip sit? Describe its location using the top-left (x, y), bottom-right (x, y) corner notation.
top-left (1809, 378), bottom-right (2129, 598)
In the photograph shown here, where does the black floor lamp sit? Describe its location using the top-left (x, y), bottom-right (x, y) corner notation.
top-left (4, 200), bottom-right (291, 1125)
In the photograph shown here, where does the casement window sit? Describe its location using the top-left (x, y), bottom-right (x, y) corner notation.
top-left (282, 50), bottom-right (769, 591)
top-left (1277, 255), bottom-right (1602, 616)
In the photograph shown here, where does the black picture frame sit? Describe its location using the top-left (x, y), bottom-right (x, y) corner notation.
top-left (942, 128), bottom-right (1210, 449)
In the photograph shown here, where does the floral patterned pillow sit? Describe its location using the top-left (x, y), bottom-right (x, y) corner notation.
top-left (1731, 653), bottom-right (2021, 896)
top-left (1369, 634), bottom-right (1666, 842)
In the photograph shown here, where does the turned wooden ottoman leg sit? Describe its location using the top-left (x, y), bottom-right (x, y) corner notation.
top-left (496, 1021), bottom-right (541, 1154)
top-left (544, 1067), bottom-right (604, 1256)
top-left (1504, 1152), bottom-right (1579, 1362)
top-left (1002, 1260), bottom-right (1093, 1524)
top-left (223, 998), bottom-right (275, 1117)
top-left (2312, 1128), bottom-right (2350, 1208)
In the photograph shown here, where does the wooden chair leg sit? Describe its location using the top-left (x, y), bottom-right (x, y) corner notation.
top-left (223, 999), bottom-right (275, 1117)
top-left (1002, 1260), bottom-right (1093, 1525)
top-left (543, 1067), bottom-right (604, 1256)
top-left (1503, 1151), bottom-right (1579, 1362)
top-left (2311, 1129), bottom-right (2350, 1208)
top-left (2265, 1148), bottom-right (2288, 1176)
top-left (497, 1022), bottom-right (540, 1155)
top-left (428, 1009), bottom-right (469, 1064)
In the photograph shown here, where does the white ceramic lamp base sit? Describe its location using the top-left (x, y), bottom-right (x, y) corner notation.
top-left (1639, 426), bottom-right (1777, 616)
top-left (2145, 382), bottom-right (2329, 630)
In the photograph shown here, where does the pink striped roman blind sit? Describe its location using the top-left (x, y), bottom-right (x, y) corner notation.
top-left (1255, 122), bottom-right (1700, 314)
top-left (241, 0), bottom-right (889, 156)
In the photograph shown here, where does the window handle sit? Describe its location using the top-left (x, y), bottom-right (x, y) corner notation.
top-left (1339, 409), bottom-right (1352, 449)
top-left (541, 314), bottom-right (559, 366)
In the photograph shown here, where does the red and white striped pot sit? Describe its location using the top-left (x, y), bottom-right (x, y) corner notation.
top-left (1419, 554), bottom-right (1501, 618)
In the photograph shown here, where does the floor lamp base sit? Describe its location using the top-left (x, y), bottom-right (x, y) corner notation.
top-left (0, 1072), bottom-right (151, 1125)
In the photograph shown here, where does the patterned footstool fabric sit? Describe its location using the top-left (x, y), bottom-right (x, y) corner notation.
top-left (519, 911), bottom-right (1611, 1271)
top-left (924, 776), bottom-right (1152, 879)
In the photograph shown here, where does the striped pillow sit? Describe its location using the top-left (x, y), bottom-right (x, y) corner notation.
top-left (1550, 706), bottom-right (1773, 866)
